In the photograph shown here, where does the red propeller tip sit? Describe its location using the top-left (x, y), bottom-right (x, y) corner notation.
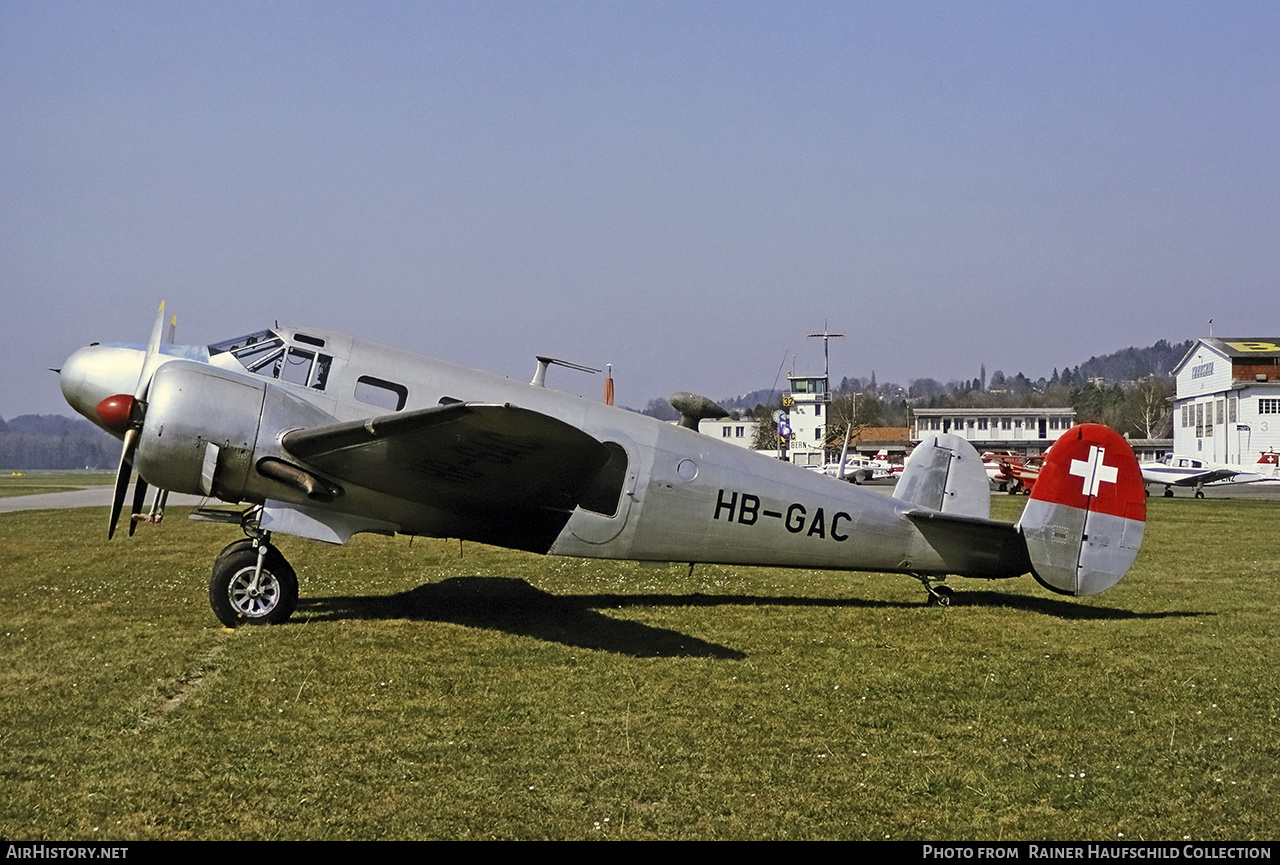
top-left (96, 394), bottom-right (136, 434)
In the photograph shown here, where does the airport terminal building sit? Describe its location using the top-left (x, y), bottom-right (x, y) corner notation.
top-left (1172, 338), bottom-right (1280, 464)
top-left (910, 407), bottom-right (1076, 455)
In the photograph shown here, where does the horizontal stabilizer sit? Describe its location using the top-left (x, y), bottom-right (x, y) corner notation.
top-left (905, 509), bottom-right (1031, 578)
top-left (1018, 424), bottom-right (1146, 596)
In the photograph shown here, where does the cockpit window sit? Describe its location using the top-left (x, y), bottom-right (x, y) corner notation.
top-left (210, 330), bottom-right (332, 391)
top-left (210, 330), bottom-right (283, 366)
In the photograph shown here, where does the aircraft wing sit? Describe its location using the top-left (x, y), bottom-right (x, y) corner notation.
top-left (281, 402), bottom-right (612, 552)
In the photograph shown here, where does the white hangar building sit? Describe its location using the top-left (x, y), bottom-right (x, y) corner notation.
top-left (1173, 338), bottom-right (1280, 463)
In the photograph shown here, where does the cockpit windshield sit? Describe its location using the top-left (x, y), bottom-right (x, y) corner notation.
top-left (209, 330), bottom-right (332, 391)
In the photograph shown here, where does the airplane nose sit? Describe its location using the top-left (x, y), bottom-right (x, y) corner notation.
top-left (59, 345), bottom-right (146, 434)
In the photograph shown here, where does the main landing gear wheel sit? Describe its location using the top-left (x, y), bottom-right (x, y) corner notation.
top-left (1195, 489), bottom-right (1205, 499)
top-left (209, 543), bottom-right (298, 627)
top-left (927, 585), bottom-right (955, 607)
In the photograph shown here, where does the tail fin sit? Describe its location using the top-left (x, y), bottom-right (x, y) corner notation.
top-left (1018, 424), bottom-right (1146, 596)
top-left (894, 433), bottom-right (990, 518)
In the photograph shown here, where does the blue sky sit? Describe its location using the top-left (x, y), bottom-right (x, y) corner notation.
top-left (3, 1), bottom-right (1277, 416)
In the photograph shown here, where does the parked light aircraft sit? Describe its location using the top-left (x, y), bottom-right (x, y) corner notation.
top-left (59, 304), bottom-right (1148, 627)
top-left (1140, 452), bottom-right (1280, 498)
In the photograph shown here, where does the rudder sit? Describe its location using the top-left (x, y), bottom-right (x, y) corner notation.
top-left (1017, 424), bottom-right (1146, 596)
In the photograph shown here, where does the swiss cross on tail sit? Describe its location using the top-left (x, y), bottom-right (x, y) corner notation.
top-left (1069, 445), bottom-right (1118, 497)
top-left (1031, 424), bottom-right (1147, 521)
top-left (1021, 424), bottom-right (1147, 597)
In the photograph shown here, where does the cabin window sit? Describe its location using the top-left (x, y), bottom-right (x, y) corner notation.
top-left (355, 375), bottom-right (408, 411)
top-left (579, 441), bottom-right (629, 517)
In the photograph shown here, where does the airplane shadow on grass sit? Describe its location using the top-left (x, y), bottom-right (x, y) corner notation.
top-left (296, 576), bottom-right (1207, 659)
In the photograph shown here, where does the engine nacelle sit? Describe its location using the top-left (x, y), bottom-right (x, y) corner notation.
top-left (135, 361), bottom-right (267, 501)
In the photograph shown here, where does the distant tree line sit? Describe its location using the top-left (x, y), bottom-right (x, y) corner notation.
top-left (0, 415), bottom-right (118, 469)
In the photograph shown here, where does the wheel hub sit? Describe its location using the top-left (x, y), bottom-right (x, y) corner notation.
top-left (228, 567), bottom-right (280, 616)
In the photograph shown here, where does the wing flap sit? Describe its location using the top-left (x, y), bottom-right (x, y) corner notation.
top-left (282, 403), bottom-right (611, 552)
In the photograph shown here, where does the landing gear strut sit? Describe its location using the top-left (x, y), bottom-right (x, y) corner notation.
top-left (209, 530), bottom-right (298, 627)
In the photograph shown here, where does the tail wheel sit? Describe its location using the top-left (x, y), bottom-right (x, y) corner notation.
top-left (927, 585), bottom-right (955, 607)
top-left (209, 546), bottom-right (298, 627)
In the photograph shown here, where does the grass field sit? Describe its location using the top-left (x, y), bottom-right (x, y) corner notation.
top-left (1, 495), bottom-right (1276, 840)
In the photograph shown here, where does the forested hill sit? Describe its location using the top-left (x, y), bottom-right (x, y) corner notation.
top-left (0, 415), bottom-right (118, 469)
top-left (1067, 339), bottom-right (1192, 384)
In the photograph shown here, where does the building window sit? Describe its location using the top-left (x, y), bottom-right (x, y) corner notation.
top-left (722, 427), bottom-right (732, 437)
top-left (1259, 398), bottom-right (1280, 415)
top-left (735, 426), bottom-right (744, 438)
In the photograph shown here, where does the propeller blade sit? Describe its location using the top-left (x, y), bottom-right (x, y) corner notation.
top-left (134, 300), bottom-right (167, 401)
top-left (110, 301), bottom-right (169, 539)
top-left (127, 476), bottom-right (150, 537)
top-left (108, 428), bottom-right (140, 539)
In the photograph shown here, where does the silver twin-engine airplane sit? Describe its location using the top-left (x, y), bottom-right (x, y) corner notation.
top-left (59, 304), bottom-right (1149, 627)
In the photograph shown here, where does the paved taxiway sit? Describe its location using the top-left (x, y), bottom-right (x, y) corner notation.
top-left (0, 487), bottom-right (208, 513)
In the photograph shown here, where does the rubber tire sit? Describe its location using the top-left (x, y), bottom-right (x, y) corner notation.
top-left (213, 538), bottom-right (257, 567)
top-left (209, 547), bottom-right (298, 627)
